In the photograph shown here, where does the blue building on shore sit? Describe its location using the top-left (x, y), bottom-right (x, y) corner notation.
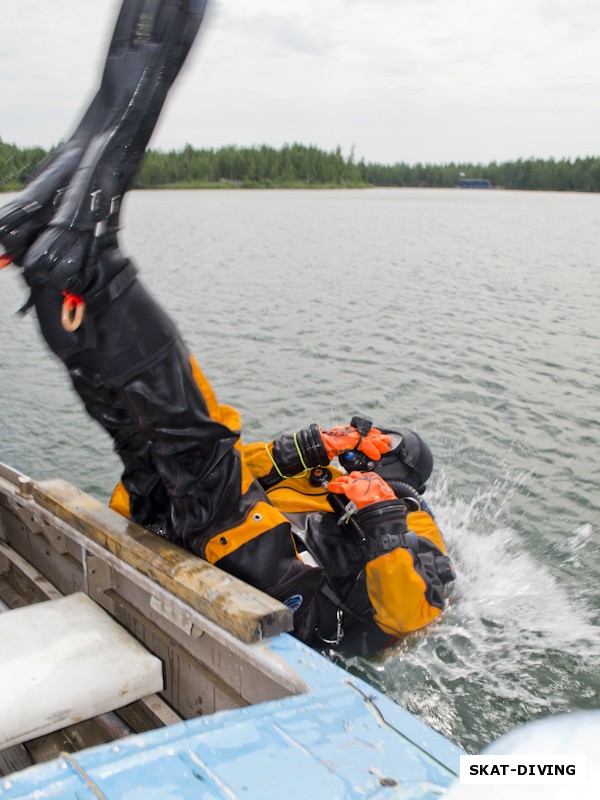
top-left (458, 177), bottom-right (492, 188)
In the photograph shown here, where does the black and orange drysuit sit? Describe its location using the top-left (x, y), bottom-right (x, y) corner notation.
top-left (241, 432), bottom-right (453, 653)
top-left (107, 395), bottom-right (454, 653)
top-left (0, 0), bottom-right (453, 655)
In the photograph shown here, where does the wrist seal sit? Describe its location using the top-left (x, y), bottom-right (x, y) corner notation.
top-left (294, 424), bottom-right (330, 469)
top-left (357, 499), bottom-right (411, 560)
top-left (268, 424), bottom-right (329, 481)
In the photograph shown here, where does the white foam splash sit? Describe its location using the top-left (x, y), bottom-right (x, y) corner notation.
top-left (349, 468), bottom-right (600, 751)
top-left (431, 470), bottom-right (599, 652)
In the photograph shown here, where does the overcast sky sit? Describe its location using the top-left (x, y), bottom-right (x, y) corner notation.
top-left (2, 0), bottom-right (599, 165)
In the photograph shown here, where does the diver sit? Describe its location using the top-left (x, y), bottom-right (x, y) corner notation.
top-left (240, 419), bottom-right (455, 653)
top-left (107, 407), bottom-right (455, 654)
top-left (0, 0), bottom-right (454, 655)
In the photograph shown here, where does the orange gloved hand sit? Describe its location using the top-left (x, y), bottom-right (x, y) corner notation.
top-left (328, 471), bottom-right (397, 510)
top-left (320, 425), bottom-right (391, 462)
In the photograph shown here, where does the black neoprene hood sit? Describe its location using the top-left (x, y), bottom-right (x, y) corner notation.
top-left (373, 428), bottom-right (434, 491)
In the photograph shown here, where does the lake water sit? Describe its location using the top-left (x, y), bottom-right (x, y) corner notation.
top-left (1, 187), bottom-right (598, 753)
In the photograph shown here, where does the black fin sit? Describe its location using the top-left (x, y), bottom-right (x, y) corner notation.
top-left (1, 0), bottom-right (207, 277)
top-left (22, 0), bottom-right (207, 292)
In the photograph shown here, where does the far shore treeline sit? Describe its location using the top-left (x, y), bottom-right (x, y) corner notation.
top-left (2, 139), bottom-right (600, 193)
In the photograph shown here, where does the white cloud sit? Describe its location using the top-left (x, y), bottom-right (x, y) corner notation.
top-left (2, 0), bottom-right (599, 163)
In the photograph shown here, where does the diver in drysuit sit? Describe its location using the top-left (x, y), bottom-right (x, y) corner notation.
top-left (0, 0), bottom-right (454, 654)
top-left (239, 420), bottom-right (455, 652)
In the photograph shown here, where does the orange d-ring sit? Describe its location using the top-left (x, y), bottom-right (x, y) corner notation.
top-left (61, 292), bottom-right (86, 332)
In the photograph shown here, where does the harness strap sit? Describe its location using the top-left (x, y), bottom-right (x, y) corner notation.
top-left (315, 581), bottom-right (346, 645)
top-left (369, 530), bottom-right (418, 559)
top-left (85, 260), bottom-right (138, 312)
top-left (315, 574), bottom-right (377, 646)
top-left (17, 291), bottom-right (36, 316)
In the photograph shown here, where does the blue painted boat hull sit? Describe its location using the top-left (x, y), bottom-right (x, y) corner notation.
top-left (1, 635), bottom-right (462, 799)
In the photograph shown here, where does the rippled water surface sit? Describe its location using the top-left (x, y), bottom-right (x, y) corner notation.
top-left (1, 188), bottom-right (598, 752)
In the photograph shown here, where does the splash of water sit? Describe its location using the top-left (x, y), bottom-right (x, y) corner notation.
top-left (344, 468), bottom-right (600, 752)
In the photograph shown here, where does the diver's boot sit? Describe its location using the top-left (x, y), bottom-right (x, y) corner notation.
top-left (23, 0), bottom-right (208, 293)
top-left (0, 98), bottom-right (103, 266)
top-left (0, 1), bottom-right (174, 265)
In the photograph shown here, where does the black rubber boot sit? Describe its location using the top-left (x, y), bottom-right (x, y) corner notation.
top-left (23, 0), bottom-right (208, 293)
top-left (0, 96), bottom-right (103, 265)
top-left (0, 0), bottom-right (200, 265)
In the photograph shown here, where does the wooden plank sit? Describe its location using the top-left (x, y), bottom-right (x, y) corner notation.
top-left (0, 462), bottom-right (24, 486)
top-left (79, 536), bottom-right (309, 702)
top-left (33, 479), bottom-right (292, 643)
top-left (0, 541), bottom-right (63, 603)
top-left (0, 744), bottom-right (33, 778)
top-left (118, 696), bottom-right (183, 733)
top-left (103, 587), bottom-right (249, 717)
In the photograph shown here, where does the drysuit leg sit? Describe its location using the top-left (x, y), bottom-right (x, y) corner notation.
top-left (4, 0), bottom-right (209, 526)
top-left (30, 279), bottom-right (170, 528)
top-left (30, 259), bottom-right (250, 544)
top-left (69, 365), bottom-right (171, 529)
top-left (30, 254), bottom-right (324, 639)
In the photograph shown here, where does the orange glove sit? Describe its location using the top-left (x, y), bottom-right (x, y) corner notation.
top-left (320, 425), bottom-right (391, 462)
top-left (0, 254), bottom-right (13, 269)
top-left (328, 471), bottom-right (397, 510)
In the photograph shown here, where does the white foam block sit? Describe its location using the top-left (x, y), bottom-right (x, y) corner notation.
top-left (0, 592), bottom-right (163, 748)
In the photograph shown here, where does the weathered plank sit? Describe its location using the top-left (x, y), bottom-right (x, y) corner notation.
top-left (33, 479), bottom-right (292, 643)
top-left (0, 744), bottom-right (33, 778)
